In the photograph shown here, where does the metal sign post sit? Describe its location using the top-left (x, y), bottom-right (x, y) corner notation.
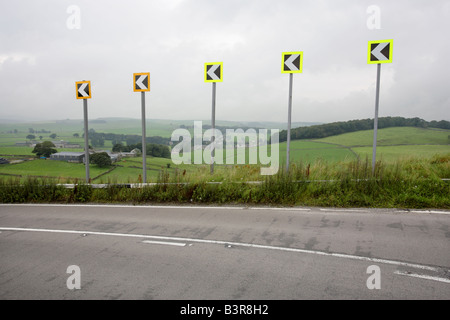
top-left (211, 82), bottom-right (216, 175)
top-left (205, 62), bottom-right (223, 174)
top-left (83, 99), bottom-right (90, 183)
top-left (141, 91), bottom-right (147, 183)
top-left (281, 52), bottom-right (303, 173)
top-left (368, 40), bottom-right (393, 174)
top-left (372, 63), bottom-right (381, 174)
top-left (75, 80), bottom-right (92, 183)
top-left (133, 72), bottom-right (150, 183)
top-left (286, 73), bottom-right (293, 173)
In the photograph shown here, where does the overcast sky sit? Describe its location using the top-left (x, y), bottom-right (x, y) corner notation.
top-left (0, 0), bottom-right (449, 124)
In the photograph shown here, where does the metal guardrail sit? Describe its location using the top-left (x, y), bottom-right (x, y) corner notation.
top-left (57, 178), bottom-right (450, 189)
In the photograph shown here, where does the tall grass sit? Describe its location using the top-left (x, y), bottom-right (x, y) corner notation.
top-left (0, 155), bottom-right (448, 208)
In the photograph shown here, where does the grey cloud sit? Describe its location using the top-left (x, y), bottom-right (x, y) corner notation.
top-left (0, 0), bottom-right (448, 123)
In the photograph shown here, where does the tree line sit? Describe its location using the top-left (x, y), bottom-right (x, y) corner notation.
top-left (112, 142), bottom-right (171, 159)
top-left (279, 117), bottom-right (450, 142)
top-left (84, 129), bottom-right (171, 148)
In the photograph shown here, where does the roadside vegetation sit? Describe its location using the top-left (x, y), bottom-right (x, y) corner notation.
top-left (0, 155), bottom-right (448, 208)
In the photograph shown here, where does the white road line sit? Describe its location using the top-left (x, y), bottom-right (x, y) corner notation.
top-left (411, 210), bottom-right (450, 215)
top-left (0, 227), bottom-right (441, 273)
top-left (395, 210), bottom-right (450, 215)
top-left (320, 208), bottom-right (368, 213)
top-left (0, 203), bottom-right (312, 212)
top-left (394, 271), bottom-right (450, 284)
top-left (142, 240), bottom-right (186, 247)
top-left (0, 203), bottom-right (246, 210)
top-left (2, 204), bottom-right (449, 215)
top-left (249, 207), bottom-right (311, 211)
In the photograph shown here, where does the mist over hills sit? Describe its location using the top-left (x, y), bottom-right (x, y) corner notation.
top-left (1, 117), bottom-right (448, 143)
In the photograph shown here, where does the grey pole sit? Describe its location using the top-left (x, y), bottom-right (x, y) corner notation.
top-left (141, 91), bottom-right (147, 183)
top-left (83, 99), bottom-right (90, 183)
top-left (210, 82), bottom-right (216, 175)
top-left (372, 63), bottom-right (381, 175)
top-left (286, 73), bottom-right (293, 173)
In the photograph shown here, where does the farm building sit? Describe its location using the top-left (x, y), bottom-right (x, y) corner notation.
top-left (108, 152), bottom-right (120, 163)
top-left (120, 148), bottom-right (141, 158)
top-left (52, 140), bottom-right (82, 148)
top-left (15, 141), bottom-right (38, 147)
top-left (50, 152), bottom-right (85, 163)
top-left (50, 151), bottom-right (120, 163)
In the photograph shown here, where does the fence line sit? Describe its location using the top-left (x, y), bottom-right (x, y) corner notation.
top-left (55, 178), bottom-right (450, 189)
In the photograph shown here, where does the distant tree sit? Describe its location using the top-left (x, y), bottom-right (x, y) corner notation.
top-left (39, 136), bottom-right (43, 140)
top-left (147, 144), bottom-right (162, 157)
top-left (28, 128), bottom-right (35, 134)
top-left (32, 141), bottom-right (57, 158)
top-left (436, 120), bottom-right (450, 130)
top-left (73, 133), bottom-right (79, 138)
top-left (50, 133), bottom-right (57, 139)
top-left (111, 139), bottom-right (121, 147)
top-left (145, 143), bottom-right (171, 158)
top-left (161, 146), bottom-right (171, 158)
top-left (112, 143), bottom-right (126, 152)
top-left (126, 136), bottom-right (141, 146)
top-left (91, 137), bottom-right (104, 147)
top-left (26, 134), bottom-right (36, 140)
top-left (90, 152), bottom-right (112, 168)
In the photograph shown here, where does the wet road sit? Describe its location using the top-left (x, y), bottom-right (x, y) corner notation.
top-left (0, 204), bottom-right (449, 300)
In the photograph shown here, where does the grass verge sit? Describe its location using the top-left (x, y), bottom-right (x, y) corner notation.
top-left (0, 155), bottom-right (448, 209)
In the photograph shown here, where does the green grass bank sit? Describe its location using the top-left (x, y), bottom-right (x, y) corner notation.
top-left (1, 155), bottom-right (448, 209)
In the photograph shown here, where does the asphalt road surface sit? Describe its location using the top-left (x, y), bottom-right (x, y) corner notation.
top-left (0, 204), bottom-right (449, 300)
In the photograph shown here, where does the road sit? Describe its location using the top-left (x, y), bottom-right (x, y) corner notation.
top-left (0, 203), bottom-right (449, 300)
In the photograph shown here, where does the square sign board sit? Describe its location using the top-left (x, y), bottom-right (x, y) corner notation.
top-left (205, 62), bottom-right (223, 82)
top-left (133, 72), bottom-right (150, 92)
top-left (75, 80), bottom-right (91, 99)
top-left (282, 52), bottom-right (303, 73)
top-left (368, 39), bottom-right (393, 64)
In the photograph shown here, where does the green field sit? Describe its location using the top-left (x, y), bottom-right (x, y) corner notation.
top-left (176, 127), bottom-right (448, 165)
top-left (352, 145), bottom-right (450, 162)
top-left (317, 127), bottom-right (449, 147)
top-left (177, 139), bottom-right (355, 167)
top-left (0, 147), bottom-right (35, 156)
top-left (0, 159), bottom-right (109, 181)
top-left (0, 152), bottom-right (200, 183)
top-left (0, 123), bottom-right (449, 183)
top-left (314, 127), bottom-right (449, 162)
top-left (279, 140), bottom-right (356, 163)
